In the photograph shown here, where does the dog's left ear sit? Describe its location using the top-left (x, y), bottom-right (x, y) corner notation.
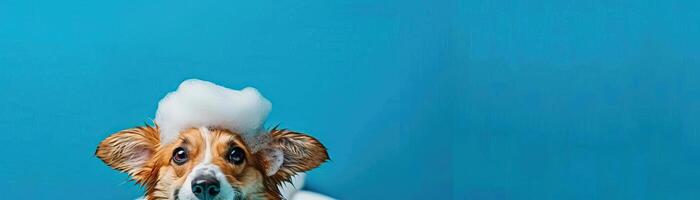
top-left (95, 126), bottom-right (160, 181)
top-left (256, 129), bottom-right (329, 179)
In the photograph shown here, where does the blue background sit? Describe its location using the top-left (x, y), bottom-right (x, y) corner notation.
top-left (6, 0), bottom-right (700, 199)
top-left (0, 0), bottom-right (461, 199)
top-left (465, 1), bottom-right (700, 200)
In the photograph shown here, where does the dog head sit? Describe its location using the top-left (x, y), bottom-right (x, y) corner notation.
top-left (96, 125), bottom-right (328, 200)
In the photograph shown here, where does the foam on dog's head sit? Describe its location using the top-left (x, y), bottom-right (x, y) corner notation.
top-left (155, 79), bottom-right (271, 144)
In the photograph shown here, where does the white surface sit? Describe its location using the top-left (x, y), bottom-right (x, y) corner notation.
top-left (280, 174), bottom-right (307, 198)
top-left (291, 191), bottom-right (336, 200)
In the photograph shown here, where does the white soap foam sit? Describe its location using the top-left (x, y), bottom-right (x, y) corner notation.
top-left (155, 79), bottom-right (271, 144)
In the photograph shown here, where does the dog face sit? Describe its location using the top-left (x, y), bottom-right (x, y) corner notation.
top-left (96, 126), bottom-right (328, 200)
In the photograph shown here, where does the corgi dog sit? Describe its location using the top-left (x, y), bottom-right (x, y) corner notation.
top-left (95, 125), bottom-right (329, 200)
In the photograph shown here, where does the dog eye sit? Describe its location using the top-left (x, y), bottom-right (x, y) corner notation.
top-left (226, 147), bottom-right (245, 165)
top-left (172, 147), bottom-right (188, 165)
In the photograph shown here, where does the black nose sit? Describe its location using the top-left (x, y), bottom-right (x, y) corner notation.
top-left (191, 175), bottom-right (220, 200)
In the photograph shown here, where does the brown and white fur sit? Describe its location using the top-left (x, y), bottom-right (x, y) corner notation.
top-left (96, 125), bottom-right (329, 200)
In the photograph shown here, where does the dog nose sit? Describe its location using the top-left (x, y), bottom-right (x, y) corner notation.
top-left (191, 175), bottom-right (220, 200)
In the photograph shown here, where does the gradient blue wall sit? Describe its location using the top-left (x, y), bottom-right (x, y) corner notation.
top-left (465, 1), bottom-right (700, 199)
top-left (0, 0), bottom-right (459, 199)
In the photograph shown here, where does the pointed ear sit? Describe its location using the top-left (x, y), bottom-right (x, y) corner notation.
top-left (95, 126), bottom-right (160, 179)
top-left (256, 130), bottom-right (329, 179)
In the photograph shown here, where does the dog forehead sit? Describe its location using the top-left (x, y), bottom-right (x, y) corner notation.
top-left (173, 128), bottom-right (248, 149)
top-left (178, 128), bottom-right (206, 142)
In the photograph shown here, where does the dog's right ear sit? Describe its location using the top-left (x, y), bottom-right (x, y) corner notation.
top-left (95, 126), bottom-right (160, 180)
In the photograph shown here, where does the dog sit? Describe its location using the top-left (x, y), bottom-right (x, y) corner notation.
top-left (95, 79), bottom-right (331, 200)
top-left (96, 125), bottom-right (329, 200)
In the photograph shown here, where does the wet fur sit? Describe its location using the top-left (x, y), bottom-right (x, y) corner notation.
top-left (96, 125), bottom-right (328, 200)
